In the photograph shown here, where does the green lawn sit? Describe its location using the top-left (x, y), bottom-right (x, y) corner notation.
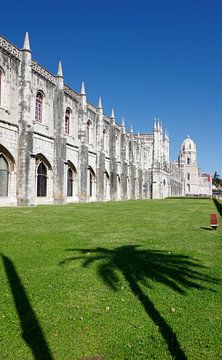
top-left (0, 199), bottom-right (222, 360)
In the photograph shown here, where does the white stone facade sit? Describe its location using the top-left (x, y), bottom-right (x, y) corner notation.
top-left (0, 33), bottom-right (211, 206)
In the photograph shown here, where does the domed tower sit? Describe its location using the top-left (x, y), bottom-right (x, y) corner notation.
top-left (179, 136), bottom-right (199, 195)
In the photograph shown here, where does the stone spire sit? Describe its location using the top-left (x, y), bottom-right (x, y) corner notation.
top-left (98, 96), bottom-right (103, 110)
top-left (121, 116), bottom-right (125, 134)
top-left (130, 125), bottom-right (133, 133)
top-left (97, 97), bottom-right (103, 124)
top-left (164, 128), bottom-right (169, 140)
top-left (137, 131), bottom-right (141, 144)
top-left (80, 81), bottom-right (87, 111)
top-left (111, 109), bottom-right (115, 124)
top-left (157, 118), bottom-right (160, 130)
top-left (154, 117), bottom-right (157, 130)
top-left (57, 61), bottom-right (63, 77)
top-left (23, 32), bottom-right (31, 51)
top-left (81, 81), bottom-right (86, 95)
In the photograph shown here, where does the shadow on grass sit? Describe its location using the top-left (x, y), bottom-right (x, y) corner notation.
top-left (1, 254), bottom-right (53, 360)
top-left (213, 198), bottom-right (222, 217)
top-left (200, 227), bottom-right (213, 231)
top-left (60, 245), bottom-right (221, 360)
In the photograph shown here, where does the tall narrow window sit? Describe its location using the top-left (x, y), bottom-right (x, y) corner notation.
top-left (65, 109), bottom-right (70, 135)
top-left (37, 162), bottom-right (47, 196)
top-left (89, 172), bottom-right (93, 197)
top-left (67, 168), bottom-right (73, 196)
top-left (0, 155), bottom-right (8, 196)
top-left (86, 120), bottom-right (92, 144)
top-left (187, 184), bottom-right (190, 193)
top-left (187, 157), bottom-right (190, 165)
top-left (35, 92), bottom-right (43, 123)
top-left (187, 173), bottom-right (190, 180)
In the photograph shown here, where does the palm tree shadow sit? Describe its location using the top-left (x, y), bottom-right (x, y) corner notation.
top-left (60, 245), bottom-right (221, 360)
top-left (1, 254), bottom-right (53, 360)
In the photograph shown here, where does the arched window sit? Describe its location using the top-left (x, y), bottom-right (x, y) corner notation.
top-left (67, 168), bottom-right (73, 196)
top-left (89, 171), bottom-right (93, 197)
top-left (37, 162), bottom-right (47, 196)
top-left (103, 129), bottom-right (106, 150)
top-left (187, 173), bottom-right (190, 180)
top-left (86, 120), bottom-right (92, 144)
top-left (0, 155), bottom-right (8, 196)
top-left (187, 184), bottom-right (190, 193)
top-left (35, 92), bottom-right (43, 123)
top-left (65, 109), bottom-right (71, 135)
top-left (187, 157), bottom-right (190, 165)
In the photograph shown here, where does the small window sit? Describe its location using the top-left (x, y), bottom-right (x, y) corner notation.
top-left (0, 155), bottom-right (8, 196)
top-left (65, 109), bottom-right (71, 135)
top-left (35, 92), bottom-right (43, 123)
top-left (187, 173), bottom-right (190, 180)
top-left (89, 172), bottom-right (93, 197)
top-left (187, 157), bottom-right (190, 165)
top-left (67, 168), bottom-right (73, 196)
top-left (37, 162), bottom-right (47, 196)
top-left (187, 184), bottom-right (190, 192)
top-left (86, 120), bottom-right (92, 144)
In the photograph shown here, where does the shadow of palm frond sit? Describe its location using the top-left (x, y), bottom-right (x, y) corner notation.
top-left (59, 245), bottom-right (221, 360)
top-left (60, 245), bottom-right (219, 293)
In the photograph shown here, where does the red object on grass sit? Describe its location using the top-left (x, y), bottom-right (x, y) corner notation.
top-left (210, 214), bottom-right (218, 230)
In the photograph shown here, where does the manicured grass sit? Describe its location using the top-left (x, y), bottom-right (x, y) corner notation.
top-left (0, 199), bottom-right (222, 360)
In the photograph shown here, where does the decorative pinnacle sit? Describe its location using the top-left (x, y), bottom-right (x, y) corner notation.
top-left (121, 116), bottom-right (125, 127)
top-left (23, 32), bottom-right (31, 51)
top-left (111, 109), bottom-right (115, 119)
top-left (157, 118), bottom-right (160, 129)
top-left (80, 81), bottom-right (86, 95)
top-left (130, 125), bottom-right (133, 133)
top-left (98, 97), bottom-right (103, 109)
top-left (57, 61), bottom-right (63, 77)
top-left (154, 117), bottom-right (157, 129)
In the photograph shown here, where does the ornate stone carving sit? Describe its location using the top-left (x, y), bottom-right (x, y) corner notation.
top-left (31, 61), bottom-right (56, 84)
top-left (87, 102), bottom-right (97, 114)
top-left (64, 85), bottom-right (80, 101)
top-left (0, 36), bottom-right (21, 59)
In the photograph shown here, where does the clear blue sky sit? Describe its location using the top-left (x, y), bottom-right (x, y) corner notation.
top-left (1, 0), bottom-right (222, 175)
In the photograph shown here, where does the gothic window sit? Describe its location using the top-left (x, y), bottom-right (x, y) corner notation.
top-left (187, 157), bottom-right (190, 165)
top-left (86, 120), bottom-right (92, 144)
top-left (65, 108), bottom-right (71, 135)
top-left (187, 184), bottom-right (190, 193)
top-left (187, 173), bottom-right (190, 180)
top-left (89, 172), bottom-right (93, 197)
top-left (67, 168), bottom-right (73, 196)
top-left (103, 129), bottom-right (106, 150)
top-left (35, 92), bottom-right (43, 123)
top-left (0, 155), bottom-right (8, 196)
top-left (37, 162), bottom-right (47, 196)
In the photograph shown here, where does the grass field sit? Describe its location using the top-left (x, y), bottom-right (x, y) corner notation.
top-left (0, 199), bottom-right (222, 360)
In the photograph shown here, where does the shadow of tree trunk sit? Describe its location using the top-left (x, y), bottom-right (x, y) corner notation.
top-left (1, 254), bottom-right (53, 360)
top-left (124, 270), bottom-right (187, 360)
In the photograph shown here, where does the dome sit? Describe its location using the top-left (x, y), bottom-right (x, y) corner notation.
top-left (181, 136), bottom-right (196, 152)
